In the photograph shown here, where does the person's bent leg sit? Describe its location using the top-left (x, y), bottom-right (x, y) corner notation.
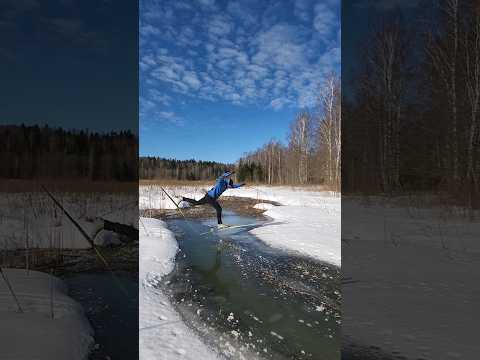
top-left (182, 196), bottom-right (202, 205)
top-left (183, 194), bottom-right (210, 206)
top-left (211, 200), bottom-right (223, 224)
top-left (103, 219), bottom-right (138, 241)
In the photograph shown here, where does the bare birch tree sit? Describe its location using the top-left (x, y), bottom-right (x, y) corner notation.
top-left (316, 74), bottom-right (341, 189)
top-left (425, 0), bottom-right (460, 186)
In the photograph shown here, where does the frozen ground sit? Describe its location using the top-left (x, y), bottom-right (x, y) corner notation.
top-left (140, 185), bottom-right (340, 266)
top-left (0, 268), bottom-right (93, 360)
top-left (139, 217), bottom-right (220, 360)
top-left (342, 197), bottom-right (480, 359)
top-left (0, 192), bottom-right (137, 249)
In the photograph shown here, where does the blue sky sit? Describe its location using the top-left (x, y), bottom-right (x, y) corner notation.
top-left (140, 0), bottom-right (340, 163)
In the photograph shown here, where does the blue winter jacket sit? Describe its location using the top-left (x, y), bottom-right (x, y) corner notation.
top-left (207, 172), bottom-right (243, 199)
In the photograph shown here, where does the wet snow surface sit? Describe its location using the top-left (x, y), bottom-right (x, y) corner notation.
top-left (161, 212), bottom-right (341, 359)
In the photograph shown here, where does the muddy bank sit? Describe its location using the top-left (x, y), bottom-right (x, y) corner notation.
top-left (144, 196), bottom-right (280, 220)
top-left (3, 243), bottom-right (138, 275)
top-left (59, 244), bottom-right (138, 274)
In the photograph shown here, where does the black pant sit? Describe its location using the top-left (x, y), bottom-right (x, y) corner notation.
top-left (183, 194), bottom-right (222, 224)
top-left (103, 219), bottom-right (138, 241)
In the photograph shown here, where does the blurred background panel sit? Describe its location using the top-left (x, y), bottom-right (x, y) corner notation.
top-left (0, 1), bottom-right (138, 359)
top-left (342, 1), bottom-right (480, 359)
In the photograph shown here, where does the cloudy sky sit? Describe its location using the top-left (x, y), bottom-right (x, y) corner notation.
top-left (140, 0), bottom-right (340, 163)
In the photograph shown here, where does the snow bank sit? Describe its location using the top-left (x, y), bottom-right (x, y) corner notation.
top-left (225, 185), bottom-right (339, 208)
top-left (0, 268), bottom-right (93, 360)
top-left (139, 217), bottom-right (219, 360)
top-left (251, 205), bottom-right (340, 266)
top-left (231, 187), bottom-right (340, 266)
top-left (223, 186), bottom-right (341, 266)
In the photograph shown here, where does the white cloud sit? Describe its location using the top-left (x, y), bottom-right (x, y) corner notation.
top-left (173, 1), bottom-right (193, 11)
top-left (148, 89), bottom-right (171, 106)
top-left (217, 47), bottom-right (248, 64)
top-left (197, 0), bottom-right (215, 7)
top-left (140, 24), bottom-right (160, 37)
top-left (158, 111), bottom-right (175, 119)
top-left (226, 2), bottom-right (258, 26)
top-left (270, 97), bottom-right (293, 110)
top-left (313, 3), bottom-right (337, 36)
top-left (293, 0), bottom-right (313, 22)
top-left (140, 0), bottom-right (340, 112)
top-left (208, 16), bottom-right (232, 37)
top-left (205, 43), bottom-right (215, 53)
top-left (253, 24), bottom-right (307, 69)
top-left (183, 71), bottom-right (201, 90)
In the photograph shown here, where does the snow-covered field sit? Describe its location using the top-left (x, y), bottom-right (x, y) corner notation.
top-left (342, 197), bottom-right (480, 359)
top-left (140, 185), bottom-right (341, 266)
top-left (0, 268), bottom-right (93, 360)
top-left (139, 217), bottom-right (220, 360)
top-left (342, 198), bottom-right (480, 251)
top-left (0, 192), bottom-right (137, 249)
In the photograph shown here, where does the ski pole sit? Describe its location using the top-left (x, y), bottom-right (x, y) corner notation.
top-left (0, 268), bottom-right (23, 313)
top-left (41, 185), bottom-right (132, 300)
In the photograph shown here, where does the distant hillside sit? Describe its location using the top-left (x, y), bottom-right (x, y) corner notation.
top-left (139, 157), bottom-right (234, 181)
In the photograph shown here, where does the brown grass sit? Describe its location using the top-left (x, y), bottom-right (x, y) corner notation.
top-left (0, 179), bottom-right (138, 193)
top-left (139, 179), bottom-right (212, 187)
top-left (139, 179), bottom-right (337, 192)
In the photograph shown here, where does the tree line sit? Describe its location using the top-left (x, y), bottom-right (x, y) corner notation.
top-left (237, 75), bottom-right (341, 189)
top-left (139, 157), bottom-right (234, 181)
top-left (0, 124), bottom-right (138, 181)
top-left (343, 0), bottom-right (480, 207)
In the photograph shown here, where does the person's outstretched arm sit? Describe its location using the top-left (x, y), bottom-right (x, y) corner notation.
top-left (228, 179), bottom-right (245, 188)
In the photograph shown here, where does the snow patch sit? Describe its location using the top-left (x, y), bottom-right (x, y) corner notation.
top-left (139, 217), bottom-right (219, 360)
top-left (0, 268), bottom-right (94, 360)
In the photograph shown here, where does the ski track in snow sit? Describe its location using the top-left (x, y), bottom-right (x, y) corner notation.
top-left (139, 217), bottom-right (220, 360)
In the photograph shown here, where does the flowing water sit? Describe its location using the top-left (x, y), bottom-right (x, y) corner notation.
top-left (161, 211), bottom-right (341, 359)
top-left (64, 272), bottom-right (138, 360)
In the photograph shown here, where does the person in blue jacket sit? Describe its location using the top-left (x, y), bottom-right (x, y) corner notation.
top-left (181, 171), bottom-right (245, 228)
